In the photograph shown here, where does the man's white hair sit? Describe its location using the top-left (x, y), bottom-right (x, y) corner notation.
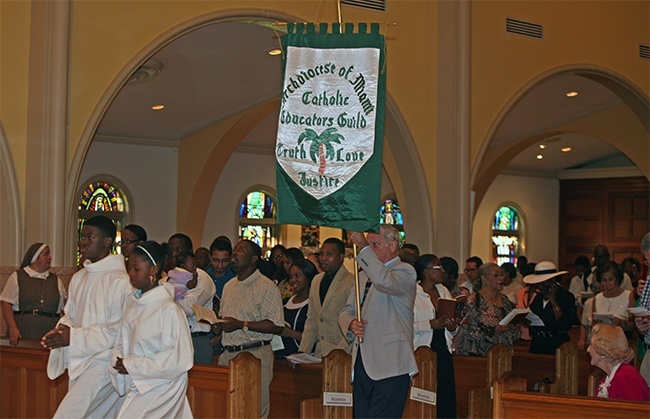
top-left (379, 224), bottom-right (400, 245)
top-left (641, 232), bottom-right (650, 253)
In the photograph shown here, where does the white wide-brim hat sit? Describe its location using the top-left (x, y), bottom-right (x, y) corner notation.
top-left (523, 261), bottom-right (568, 284)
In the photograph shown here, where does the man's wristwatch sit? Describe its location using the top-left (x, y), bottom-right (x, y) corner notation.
top-left (242, 321), bottom-right (249, 332)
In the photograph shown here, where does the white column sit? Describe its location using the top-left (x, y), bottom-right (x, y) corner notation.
top-left (24, 0), bottom-right (71, 266)
top-left (435, 0), bottom-right (472, 260)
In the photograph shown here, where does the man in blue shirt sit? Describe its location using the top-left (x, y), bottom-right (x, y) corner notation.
top-left (206, 237), bottom-right (236, 300)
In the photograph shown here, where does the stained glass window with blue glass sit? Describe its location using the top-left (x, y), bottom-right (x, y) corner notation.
top-left (491, 206), bottom-right (521, 265)
top-left (78, 181), bottom-right (126, 265)
top-left (238, 191), bottom-right (278, 254)
top-left (239, 191), bottom-right (275, 219)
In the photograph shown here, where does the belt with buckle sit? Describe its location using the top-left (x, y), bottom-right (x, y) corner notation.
top-left (191, 331), bottom-right (209, 337)
top-left (224, 340), bottom-right (271, 353)
top-left (14, 309), bottom-right (58, 318)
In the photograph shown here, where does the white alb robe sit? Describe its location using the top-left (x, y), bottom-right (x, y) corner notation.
top-left (109, 282), bottom-right (194, 419)
top-left (47, 254), bottom-right (132, 419)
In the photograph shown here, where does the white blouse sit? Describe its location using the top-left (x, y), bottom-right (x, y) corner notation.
top-left (413, 283), bottom-right (457, 352)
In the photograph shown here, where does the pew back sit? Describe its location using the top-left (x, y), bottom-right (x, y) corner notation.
top-left (492, 372), bottom-right (527, 419)
top-left (299, 349), bottom-right (353, 419)
top-left (467, 344), bottom-right (513, 419)
top-left (0, 337), bottom-right (259, 418)
top-left (403, 346), bottom-right (437, 418)
top-left (454, 354), bottom-right (489, 418)
top-left (547, 342), bottom-right (578, 395)
top-left (498, 390), bottom-right (649, 418)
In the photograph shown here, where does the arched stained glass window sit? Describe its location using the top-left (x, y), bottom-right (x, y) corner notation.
top-left (380, 198), bottom-right (406, 243)
top-left (238, 190), bottom-right (278, 254)
top-left (491, 205), bottom-right (522, 265)
top-left (78, 181), bottom-right (127, 265)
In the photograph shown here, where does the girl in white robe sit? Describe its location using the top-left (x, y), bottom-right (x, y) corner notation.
top-left (109, 241), bottom-right (194, 418)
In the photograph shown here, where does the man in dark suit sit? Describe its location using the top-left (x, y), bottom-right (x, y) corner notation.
top-left (339, 225), bottom-right (418, 418)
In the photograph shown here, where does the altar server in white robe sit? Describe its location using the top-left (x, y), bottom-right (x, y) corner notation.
top-left (42, 215), bottom-right (132, 418)
top-left (110, 241), bottom-right (194, 418)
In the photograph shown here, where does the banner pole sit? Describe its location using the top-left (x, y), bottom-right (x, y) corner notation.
top-left (353, 243), bottom-right (363, 343)
top-left (336, 0), bottom-right (342, 27)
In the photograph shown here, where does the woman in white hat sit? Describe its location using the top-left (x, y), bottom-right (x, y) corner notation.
top-left (0, 243), bottom-right (67, 345)
top-left (523, 261), bottom-right (578, 354)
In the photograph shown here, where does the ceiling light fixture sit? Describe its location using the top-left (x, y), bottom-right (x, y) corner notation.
top-left (566, 91), bottom-right (579, 97)
top-left (561, 147), bottom-right (572, 152)
top-left (268, 49), bottom-right (282, 56)
top-left (151, 104), bottom-right (165, 110)
top-left (539, 144), bottom-right (546, 149)
top-left (536, 154), bottom-right (543, 160)
top-left (126, 60), bottom-right (163, 86)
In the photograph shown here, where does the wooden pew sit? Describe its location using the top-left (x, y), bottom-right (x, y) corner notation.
top-left (492, 372), bottom-right (527, 419)
top-left (0, 338), bottom-right (68, 418)
top-left (512, 343), bottom-right (592, 395)
top-left (270, 359), bottom-right (322, 418)
top-left (403, 346), bottom-right (437, 419)
top-left (539, 342), bottom-right (578, 395)
top-left (496, 390), bottom-right (649, 418)
top-left (587, 368), bottom-right (606, 397)
top-left (457, 341), bottom-right (587, 417)
top-left (0, 337), bottom-right (260, 418)
top-left (298, 347), bottom-right (438, 419)
top-left (299, 349), bottom-right (353, 419)
top-left (467, 344), bottom-right (513, 418)
top-left (454, 354), bottom-right (489, 418)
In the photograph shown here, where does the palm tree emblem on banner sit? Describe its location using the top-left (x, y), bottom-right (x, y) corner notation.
top-left (298, 128), bottom-right (345, 174)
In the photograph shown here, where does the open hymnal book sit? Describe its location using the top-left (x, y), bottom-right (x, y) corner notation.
top-left (192, 304), bottom-right (225, 324)
top-left (498, 308), bottom-right (531, 326)
top-left (579, 291), bottom-right (594, 299)
top-left (286, 353), bottom-right (322, 364)
top-left (592, 313), bottom-right (615, 324)
top-left (626, 306), bottom-right (650, 317)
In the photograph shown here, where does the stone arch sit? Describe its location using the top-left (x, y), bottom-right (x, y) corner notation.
top-left (0, 122), bottom-right (22, 264)
top-left (66, 9), bottom-right (306, 262)
top-left (471, 64), bottom-right (649, 213)
top-left (69, 9), bottom-right (431, 253)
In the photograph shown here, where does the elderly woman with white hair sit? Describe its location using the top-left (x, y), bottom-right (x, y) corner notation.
top-left (588, 323), bottom-right (649, 401)
top-left (0, 243), bottom-right (67, 345)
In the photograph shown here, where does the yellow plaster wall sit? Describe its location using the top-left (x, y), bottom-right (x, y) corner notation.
top-left (0, 0), bottom-right (31, 207)
top-left (471, 0), bottom-right (649, 165)
top-left (167, 2), bottom-right (437, 236)
top-left (67, 1), bottom-right (358, 163)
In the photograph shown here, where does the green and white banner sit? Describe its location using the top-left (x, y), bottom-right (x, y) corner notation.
top-left (276, 23), bottom-right (386, 232)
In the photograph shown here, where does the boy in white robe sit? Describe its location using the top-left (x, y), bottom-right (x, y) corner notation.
top-left (110, 241), bottom-right (194, 418)
top-left (41, 215), bottom-right (132, 418)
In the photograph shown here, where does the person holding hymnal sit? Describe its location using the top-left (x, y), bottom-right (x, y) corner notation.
top-left (524, 261), bottom-right (577, 354)
top-left (412, 254), bottom-right (461, 419)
